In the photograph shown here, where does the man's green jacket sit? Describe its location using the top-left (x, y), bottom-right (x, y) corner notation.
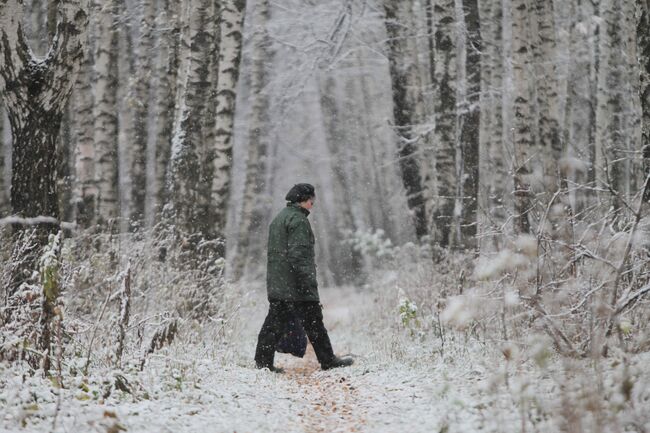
top-left (266, 203), bottom-right (319, 301)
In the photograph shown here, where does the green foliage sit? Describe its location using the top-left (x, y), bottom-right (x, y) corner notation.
top-left (399, 296), bottom-right (420, 332)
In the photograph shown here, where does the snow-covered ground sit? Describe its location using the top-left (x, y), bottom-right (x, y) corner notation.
top-left (2, 286), bottom-right (649, 433)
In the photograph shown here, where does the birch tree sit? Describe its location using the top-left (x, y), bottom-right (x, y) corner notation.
top-left (511, 0), bottom-right (534, 234)
top-left (130, 0), bottom-right (156, 228)
top-left (458, 0), bottom-right (481, 249)
top-left (209, 0), bottom-right (246, 250)
top-left (595, 0), bottom-right (626, 217)
top-left (638, 0), bottom-right (650, 201)
top-left (72, 16), bottom-right (97, 228)
top-left (0, 107), bottom-right (7, 215)
top-left (431, 0), bottom-right (458, 248)
top-left (563, 0), bottom-right (599, 213)
top-left (151, 0), bottom-right (181, 223)
top-left (94, 0), bottom-right (120, 227)
top-left (317, 74), bottom-right (365, 285)
top-left (478, 0), bottom-right (507, 249)
top-left (0, 0), bottom-right (88, 286)
top-left (383, 0), bottom-right (428, 239)
top-left (533, 0), bottom-right (562, 185)
top-left (167, 0), bottom-right (214, 236)
top-left (234, 0), bottom-right (271, 280)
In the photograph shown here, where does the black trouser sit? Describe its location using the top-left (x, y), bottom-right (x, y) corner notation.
top-left (255, 300), bottom-right (335, 368)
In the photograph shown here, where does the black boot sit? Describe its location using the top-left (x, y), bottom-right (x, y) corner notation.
top-left (321, 356), bottom-right (354, 370)
top-left (256, 363), bottom-right (285, 374)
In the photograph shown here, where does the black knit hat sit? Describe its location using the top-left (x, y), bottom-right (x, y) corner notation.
top-left (285, 183), bottom-right (315, 203)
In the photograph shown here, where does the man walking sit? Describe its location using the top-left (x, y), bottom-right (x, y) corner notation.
top-left (254, 183), bottom-right (354, 373)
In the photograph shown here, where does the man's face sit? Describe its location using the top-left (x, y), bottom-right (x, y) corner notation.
top-left (300, 196), bottom-right (315, 210)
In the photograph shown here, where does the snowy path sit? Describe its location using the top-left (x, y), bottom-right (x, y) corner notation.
top-left (2, 287), bottom-right (551, 433)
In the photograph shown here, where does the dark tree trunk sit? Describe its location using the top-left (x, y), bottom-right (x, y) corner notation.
top-left (0, 105), bottom-right (7, 216)
top-left (638, 0), bottom-right (650, 201)
top-left (459, 0), bottom-right (481, 250)
top-left (384, 1), bottom-right (428, 239)
top-left (152, 0), bottom-right (181, 223)
top-left (0, 0), bottom-right (87, 340)
top-left (130, 0), bottom-right (156, 230)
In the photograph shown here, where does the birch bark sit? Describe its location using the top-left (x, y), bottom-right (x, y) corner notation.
top-left (458, 0), bottom-right (480, 249)
top-left (595, 0), bottom-right (626, 216)
top-left (511, 0), bottom-right (534, 234)
top-left (93, 0), bottom-right (120, 227)
top-left (478, 0), bottom-right (507, 250)
top-left (152, 0), bottom-right (181, 223)
top-left (431, 0), bottom-right (458, 248)
top-left (533, 0), bottom-right (562, 185)
top-left (0, 106), bottom-right (6, 215)
top-left (72, 12), bottom-right (96, 228)
top-left (636, 0), bottom-right (650, 201)
top-left (234, 0), bottom-right (270, 280)
top-left (383, 0), bottom-right (428, 239)
top-left (129, 0), bottom-right (156, 228)
top-left (168, 0), bottom-right (214, 236)
top-left (0, 0), bottom-right (88, 284)
top-left (209, 0), bottom-right (246, 250)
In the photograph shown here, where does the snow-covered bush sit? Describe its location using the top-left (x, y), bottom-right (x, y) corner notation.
top-left (342, 228), bottom-right (397, 262)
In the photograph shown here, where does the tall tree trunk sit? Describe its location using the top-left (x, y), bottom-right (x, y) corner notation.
top-left (458, 0), bottom-right (481, 250)
top-left (73, 13), bottom-right (97, 229)
top-left (637, 0), bottom-right (650, 201)
top-left (234, 0), bottom-right (270, 281)
top-left (129, 0), bottom-right (156, 229)
top-left (197, 2), bottom-right (219, 240)
top-left (94, 0), bottom-right (120, 228)
top-left (117, 11), bottom-right (135, 233)
top-left (383, 0), bottom-right (428, 239)
top-left (431, 0), bottom-right (458, 248)
top-left (478, 0), bottom-right (507, 250)
top-left (511, 0), bottom-right (534, 234)
top-left (564, 0), bottom-right (598, 214)
top-left (0, 105), bottom-right (7, 216)
top-left (151, 0), bottom-right (181, 224)
top-left (595, 0), bottom-right (625, 217)
top-left (57, 108), bottom-right (73, 226)
top-left (533, 0), bottom-right (562, 186)
top-left (168, 0), bottom-right (214, 237)
top-left (209, 0), bottom-right (246, 254)
top-left (0, 0), bottom-right (87, 282)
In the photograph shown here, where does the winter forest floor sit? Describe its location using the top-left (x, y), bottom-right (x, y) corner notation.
top-left (2, 285), bottom-right (650, 433)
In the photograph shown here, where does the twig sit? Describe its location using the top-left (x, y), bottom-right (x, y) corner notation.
top-left (115, 262), bottom-right (132, 368)
top-left (50, 312), bottom-right (63, 433)
top-left (605, 174), bottom-right (650, 338)
top-left (614, 283), bottom-right (650, 316)
top-left (83, 287), bottom-right (113, 376)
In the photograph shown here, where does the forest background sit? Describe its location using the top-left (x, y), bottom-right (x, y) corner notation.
top-left (1, 0), bottom-right (650, 431)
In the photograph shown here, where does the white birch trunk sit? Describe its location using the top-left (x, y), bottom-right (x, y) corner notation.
top-left (0, 105), bottom-right (7, 215)
top-left (73, 12), bottom-right (96, 228)
top-left (458, 0), bottom-right (481, 249)
top-left (431, 0), bottom-right (458, 248)
top-left (151, 0), bottom-right (181, 224)
top-left (533, 0), bottom-right (562, 186)
top-left (639, 0), bottom-right (650, 201)
top-left (233, 0), bottom-right (269, 281)
top-left (478, 0), bottom-right (508, 250)
top-left (129, 0), bottom-right (156, 228)
top-left (383, 0), bottom-right (428, 239)
top-left (93, 0), bottom-right (120, 227)
top-left (511, 0), bottom-right (534, 234)
top-left (595, 0), bottom-right (626, 216)
top-left (0, 0), bottom-right (88, 289)
top-left (210, 0), bottom-right (246, 249)
top-left (168, 0), bottom-right (214, 236)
